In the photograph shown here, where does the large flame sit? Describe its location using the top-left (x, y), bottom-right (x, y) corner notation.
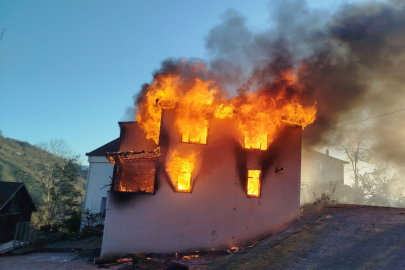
top-left (166, 150), bottom-right (197, 192)
top-left (136, 71), bottom-right (218, 144)
top-left (136, 74), bottom-right (181, 144)
top-left (231, 70), bottom-right (317, 149)
top-left (175, 79), bottom-right (216, 144)
top-left (136, 61), bottom-right (317, 149)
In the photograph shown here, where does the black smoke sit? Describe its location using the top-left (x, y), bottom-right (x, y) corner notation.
top-left (203, 0), bottom-right (405, 164)
top-left (132, 0), bottom-right (405, 165)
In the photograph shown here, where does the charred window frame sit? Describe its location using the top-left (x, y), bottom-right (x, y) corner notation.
top-left (247, 169), bottom-right (261, 198)
top-left (244, 134), bottom-right (268, 150)
top-left (107, 152), bottom-right (158, 194)
top-left (181, 125), bottom-right (209, 145)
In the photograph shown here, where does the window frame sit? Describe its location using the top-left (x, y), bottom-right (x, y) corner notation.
top-left (180, 125), bottom-right (209, 145)
top-left (244, 134), bottom-right (268, 150)
top-left (246, 169), bottom-right (261, 198)
top-left (175, 171), bottom-right (193, 193)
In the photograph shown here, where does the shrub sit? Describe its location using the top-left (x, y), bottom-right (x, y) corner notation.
top-left (60, 210), bottom-right (82, 233)
top-left (301, 182), bottom-right (338, 216)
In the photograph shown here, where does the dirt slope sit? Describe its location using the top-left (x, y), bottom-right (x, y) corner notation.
top-left (207, 204), bottom-right (405, 269)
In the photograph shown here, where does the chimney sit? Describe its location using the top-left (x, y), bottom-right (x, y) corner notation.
top-left (326, 149), bottom-right (329, 156)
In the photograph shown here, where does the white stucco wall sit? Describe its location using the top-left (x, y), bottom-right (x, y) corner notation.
top-left (101, 111), bottom-right (302, 255)
top-left (82, 156), bottom-right (114, 215)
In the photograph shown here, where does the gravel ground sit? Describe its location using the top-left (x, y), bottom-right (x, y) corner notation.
top-left (2, 205), bottom-right (404, 269)
top-left (0, 250), bottom-right (100, 270)
top-left (207, 204), bottom-right (405, 269)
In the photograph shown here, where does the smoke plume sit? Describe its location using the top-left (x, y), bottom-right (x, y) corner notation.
top-left (134, 0), bottom-right (405, 165)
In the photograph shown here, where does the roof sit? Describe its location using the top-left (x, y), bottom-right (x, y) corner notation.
top-left (86, 138), bottom-right (120, 156)
top-left (303, 149), bottom-right (349, 164)
top-left (0, 181), bottom-right (37, 212)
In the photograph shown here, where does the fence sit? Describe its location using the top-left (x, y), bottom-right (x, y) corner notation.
top-left (13, 222), bottom-right (43, 250)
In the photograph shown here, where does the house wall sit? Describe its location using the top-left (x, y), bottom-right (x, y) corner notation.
top-left (301, 150), bottom-right (347, 203)
top-left (101, 110), bottom-right (302, 255)
top-left (82, 156), bottom-right (114, 215)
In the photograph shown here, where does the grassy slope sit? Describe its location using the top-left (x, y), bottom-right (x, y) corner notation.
top-left (0, 136), bottom-right (87, 204)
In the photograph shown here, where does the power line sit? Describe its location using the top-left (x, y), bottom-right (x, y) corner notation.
top-left (307, 107), bottom-right (405, 134)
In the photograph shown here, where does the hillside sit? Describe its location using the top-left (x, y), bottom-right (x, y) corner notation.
top-left (0, 135), bottom-right (87, 204)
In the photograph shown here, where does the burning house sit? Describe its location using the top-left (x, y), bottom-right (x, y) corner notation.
top-left (80, 0), bottom-right (405, 256)
top-left (100, 63), bottom-right (317, 255)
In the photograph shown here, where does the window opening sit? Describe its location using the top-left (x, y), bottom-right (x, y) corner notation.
top-left (177, 171), bottom-right (192, 192)
top-left (167, 151), bottom-right (196, 193)
top-left (181, 125), bottom-right (208, 144)
top-left (247, 170), bottom-right (261, 197)
top-left (107, 152), bottom-right (158, 193)
top-left (314, 159), bottom-right (322, 174)
top-left (244, 134), bottom-right (268, 150)
top-left (100, 197), bottom-right (107, 214)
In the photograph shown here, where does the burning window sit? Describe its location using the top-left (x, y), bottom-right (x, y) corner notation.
top-left (244, 134), bottom-right (268, 150)
top-left (181, 125), bottom-right (208, 144)
top-left (116, 158), bottom-right (156, 192)
top-left (176, 171), bottom-right (193, 192)
top-left (107, 152), bottom-right (158, 193)
top-left (247, 170), bottom-right (261, 197)
top-left (167, 151), bottom-right (196, 193)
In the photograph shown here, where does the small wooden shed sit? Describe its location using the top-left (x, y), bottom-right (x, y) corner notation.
top-left (0, 182), bottom-right (37, 244)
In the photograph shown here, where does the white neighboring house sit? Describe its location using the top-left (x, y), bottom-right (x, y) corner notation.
top-left (81, 138), bottom-right (119, 227)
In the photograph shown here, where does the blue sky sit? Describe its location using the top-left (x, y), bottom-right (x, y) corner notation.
top-left (0, 0), bottom-right (360, 164)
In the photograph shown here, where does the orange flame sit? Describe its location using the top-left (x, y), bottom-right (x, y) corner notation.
top-left (247, 170), bottom-right (261, 197)
top-left (136, 72), bottom-right (217, 144)
top-left (136, 74), bottom-right (180, 144)
top-left (136, 61), bottom-right (316, 149)
top-left (182, 255), bottom-right (200, 260)
top-left (166, 150), bottom-right (197, 192)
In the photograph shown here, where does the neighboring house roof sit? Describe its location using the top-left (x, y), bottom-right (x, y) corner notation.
top-left (304, 149), bottom-right (349, 164)
top-left (0, 181), bottom-right (37, 212)
top-left (86, 138), bottom-right (120, 156)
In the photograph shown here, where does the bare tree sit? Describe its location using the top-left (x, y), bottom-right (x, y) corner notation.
top-left (29, 139), bottom-right (76, 203)
top-left (37, 139), bottom-right (75, 160)
top-left (333, 125), bottom-right (372, 204)
top-left (28, 139), bottom-right (83, 227)
top-left (335, 125), bottom-right (405, 206)
top-left (337, 126), bottom-right (371, 188)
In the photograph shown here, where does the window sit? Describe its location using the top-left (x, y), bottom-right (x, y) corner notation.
top-left (247, 170), bottom-right (261, 197)
top-left (176, 171), bottom-right (192, 192)
top-left (100, 197), bottom-right (107, 214)
top-left (181, 125), bottom-right (208, 144)
top-left (244, 134), bottom-right (268, 150)
top-left (166, 151), bottom-right (196, 193)
top-left (112, 156), bottom-right (157, 193)
top-left (314, 159), bottom-right (322, 174)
